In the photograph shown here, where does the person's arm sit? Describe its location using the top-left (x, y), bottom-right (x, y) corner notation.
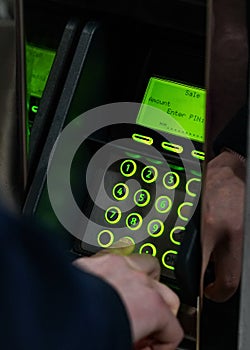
top-left (201, 106), bottom-right (247, 302)
top-left (0, 207), bottom-right (132, 350)
top-left (0, 207), bottom-right (183, 349)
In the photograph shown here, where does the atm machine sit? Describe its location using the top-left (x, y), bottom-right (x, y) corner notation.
top-left (17, 0), bottom-right (245, 349)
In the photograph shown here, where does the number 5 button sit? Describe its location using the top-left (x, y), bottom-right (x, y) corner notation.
top-left (134, 189), bottom-right (151, 207)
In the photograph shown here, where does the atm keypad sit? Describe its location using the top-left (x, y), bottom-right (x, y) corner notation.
top-left (84, 158), bottom-right (201, 281)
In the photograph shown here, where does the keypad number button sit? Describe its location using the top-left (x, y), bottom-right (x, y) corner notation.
top-left (97, 230), bottom-right (115, 248)
top-left (120, 159), bottom-right (137, 177)
top-left (134, 189), bottom-right (150, 207)
top-left (155, 196), bottom-right (172, 214)
top-left (126, 213), bottom-right (143, 231)
top-left (105, 207), bottom-right (122, 224)
top-left (113, 183), bottom-right (129, 201)
top-left (147, 220), bottom-right (164, 237)
top-left (163, 172), bottom-right (180, 190)
top-left (141, 166), bottom-right (158, 183)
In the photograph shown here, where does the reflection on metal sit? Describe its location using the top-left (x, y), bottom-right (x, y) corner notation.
top-left (238, 105), bottom-right (250, 349)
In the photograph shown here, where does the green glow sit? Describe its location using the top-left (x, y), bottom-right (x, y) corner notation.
top-left (177, 202), bottom-right (194, 221)
top-left (162, 250), bottom-right (178, 270)
top-left (120, 159), bottom-right (137, 177)
top-left (161, 142), bottom-right (183, 154)
top-left (125, 152), bottom-right (142, 159)
top-left (155, 196), bottom-right (172, 214)
top-left (145, 158), bottom-right (163, 165)
top-left (105, 207), bottom-right (122, 224)
top-left (147, 219), bottom-right (164, 237)
top-left (168, 163), bottom-right (185, 172)
top-left (137, 77), bottom-right (206, 143)
top-left (141, 166), bottom-right (158, 183)
top-left (190, 169), bottom-right (202, 177)
top-left (186, 178), bottom-right (201, 197)
top-left (134, 189), bottom-right (151, 207)
top-left (139, 243), bottom-right (157, 257)
top-left (31, 105), bottom-right (39, 113)
top-left (191, 150), bottom-right (205, 160)
top-left (132, 133), bottom-right (153, 145)
top-left (97, 230), bottom-right (115, 248)
top-left (126, 213), bottom-right (143, 231)
top-left (112, 183), bottom-right (129, 201)
top-left (26, 44), bottom-right (56, 99)
top-left (170, 226), bottom-right (185, 245)
top-left (163, 171), bottom-right (180, 190)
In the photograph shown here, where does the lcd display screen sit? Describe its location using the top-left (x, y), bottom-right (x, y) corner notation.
top-left (137, 77), bottom-right (206, 143)
top-left (26, 44), bottom-right (56, 134)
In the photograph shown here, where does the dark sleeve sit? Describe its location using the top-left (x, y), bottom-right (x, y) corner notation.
top-left (213, 106), bottom-right (248, 158)
top-left (0, 207), bottom-right (132, 350)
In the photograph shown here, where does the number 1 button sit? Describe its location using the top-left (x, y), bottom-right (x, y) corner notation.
top-left (120, 159), bottom-right (137, 177)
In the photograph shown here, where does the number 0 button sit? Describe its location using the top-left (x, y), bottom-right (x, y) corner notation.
top-left (113, 183), bottom-right (129, 201)
top-left (126, 213), bottom-right (143, 231)
top-left (141, 166), bottom-right (158, 183)
top-left (120, 159), bottom-right (137, 177)
top-left (155, 196), bottom-right (172, 214)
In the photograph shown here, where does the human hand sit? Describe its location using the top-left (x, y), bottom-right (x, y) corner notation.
top-left (201, 150), bottom-right (246, 302)
top-left (74, 253), bottom-right (183, 349)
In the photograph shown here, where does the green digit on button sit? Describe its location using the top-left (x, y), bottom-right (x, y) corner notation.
top-left (126, 213), bottom-right (143, 231)
top-left (120, 159), bottom-right (137, 177)
top-left (113, 183), bottom-right (129, 201)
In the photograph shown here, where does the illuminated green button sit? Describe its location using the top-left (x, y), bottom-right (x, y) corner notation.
top-left (163, 172), bottom-right (180, 190)
top-left (147, 220), bottom-right (164, 237)
top-left (161, 142), bottom-right (183, 154)
top-left (155, 196), bottom-right (172, 214)
top-left (113, 183), bottom-right (129, 201)
top-left (186, 178), bottom-right (201, 197)
top-left (126, 213), bottom-right (143, 231)
top-left (132, 133), bottom-right (153, 145)
top-left (141, 166), bottom-right (158, 183)
top-left (120, 159), bottom-right (137, 177)
top-left (31, 105), bottom-right (38, 113)
top-left (170, 226), bottom-right (185, 245)
top-left (134, 189), bottom-right (151, 207)
top-left (97, 230), bottom-right (115, 248)
top-left (162, 250), bottom-right (178, 270)
top-left (177, 202), bottom-right (194, 221)
top-left (139, 243), bottom-right (157, 257)
top-left (105, 207), bottom-right (122, 224)
top-left (191, 150), bottom-right (205, 161)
